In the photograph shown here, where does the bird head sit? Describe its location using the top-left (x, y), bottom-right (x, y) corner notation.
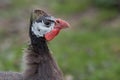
top-left (29, 10), bottom-right (70, 41)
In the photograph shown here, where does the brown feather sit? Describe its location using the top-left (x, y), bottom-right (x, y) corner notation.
top-left (31, 9), bottom-right (48, 21)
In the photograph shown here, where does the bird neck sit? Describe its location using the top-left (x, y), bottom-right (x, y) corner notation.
top-left (30, 36), bottom-right (49, 54)
top-left (24, 37), bottom-right (63, 80)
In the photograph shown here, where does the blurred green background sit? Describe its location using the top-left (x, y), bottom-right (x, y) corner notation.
top-left (0, 0), bottom-right (120, 80)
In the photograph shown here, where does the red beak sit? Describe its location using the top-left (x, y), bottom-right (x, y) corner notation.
top-left (55, 19), bottom-right (70, 29)
top-left (45, 18), bottom-right (70, 41)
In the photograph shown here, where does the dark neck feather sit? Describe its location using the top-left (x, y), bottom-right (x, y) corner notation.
top-left (30, 35), bottom-right (49, 54)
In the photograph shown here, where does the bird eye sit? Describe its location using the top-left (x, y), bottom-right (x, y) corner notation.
top-left (44, 20), bottom-right (51, 27)
top-left (44, 21), bottom-right (50, 25)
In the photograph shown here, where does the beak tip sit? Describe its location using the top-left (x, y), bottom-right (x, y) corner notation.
top-left (56, 19), bottom-right (70, 29)
top-left (66, 23), bottom-right (70, 28)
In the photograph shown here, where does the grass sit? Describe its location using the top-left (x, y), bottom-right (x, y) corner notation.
top-left (0, 37), bottom-right (23, 71)
top-left (50, 0), bottom-right (92, 14)
top-left (80, 9), bottom-right (119, 31)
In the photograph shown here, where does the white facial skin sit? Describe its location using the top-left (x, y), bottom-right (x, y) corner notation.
top-left (31, 19), bottom-right (55, 37)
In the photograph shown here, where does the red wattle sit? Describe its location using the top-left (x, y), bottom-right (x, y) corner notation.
top-left (45, 28), bottom-right (60, 41)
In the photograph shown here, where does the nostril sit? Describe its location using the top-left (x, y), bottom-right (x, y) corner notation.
top-left (56, 20), bottom-right (60, 24)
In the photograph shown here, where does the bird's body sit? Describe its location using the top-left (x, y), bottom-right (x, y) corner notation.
top-left (0, 72), bottom-right (23, 80)
top-left (0, 9), bottom-right (69, 80)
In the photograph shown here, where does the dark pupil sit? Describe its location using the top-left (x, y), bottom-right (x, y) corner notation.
top-left (44, 21), bottom-right (50, 25)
